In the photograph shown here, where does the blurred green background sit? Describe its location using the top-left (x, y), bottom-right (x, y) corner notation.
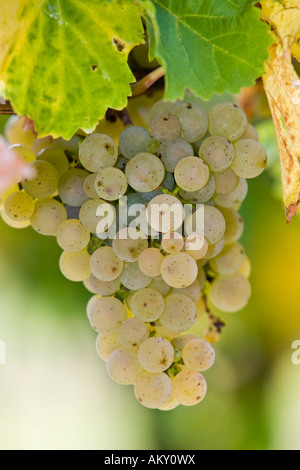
top-left (1, 106), bottom-right (300, 451)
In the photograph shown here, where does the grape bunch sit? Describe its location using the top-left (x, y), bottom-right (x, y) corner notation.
top-left (0, 99), bottom-right (267, 409)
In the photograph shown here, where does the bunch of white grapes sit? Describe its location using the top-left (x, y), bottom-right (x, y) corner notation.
top-left (0, 99), bottom-right (267, 409)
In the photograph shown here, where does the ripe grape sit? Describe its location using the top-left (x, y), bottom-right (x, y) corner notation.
top-left (22, 160), bottom-right (58, 199)
top-left (30, 199), bottom-right (67, 236)
top-left (95, 167), bottom-right (128, 201)
top-left (138, 247), bottom-right (165, 277)
top-left (160, 294), bottom-right (197, 332)
top-left (89, 274), bottom-right (121, 296)
top-left (209, 242), bottom-right (245, 275)
top-left (182, 338), bottom-right (215, 371)
top-left (208, 102), bottom-right (247, 141)
top-left (199, 136), bottom-right (235, 172)
top-left (173, 370), bottom-right (207, 406)
top-left (125, 153), bottom-right (165, 193)
top-left (130, 288), bottom-right (165, 322)
top-left (90, 246), bottom-right (123, 281)
top-left (79, 133), bottom-right (118, 172)
top-left (161, 252), bottom-right (198, 288)
top-left (107, 348), bottom-right (141, 385)
top-left (161, 232), bottom-right (184, 254)
top-left (214, 168), bottom-right (239, 194)
top-left (59, 249), bottom-right (91, 282)
top-left (112, 227), bottom-right (148, 263)
top-left (158, 138), bottom-right (194, 172)
top-left (210, 273), bottom-right (251, 312)
top-left (119, 126), bottom-right (150, 159)
top-left (150, 113), bottom-right (182, 142)
top-left (179, 174), bottom-right (216, 204)
top-left (174, 156), bottom-right (209, 191)
top-left (119, 262), bottom-right (151, 290)
top-left (232, 139), bottom-right (267, 178)
top-left (96, 334), bottom-right (121, 361)
top-left (174, 102), bottom-right (208, 142)
top-left (4, 191), bottom-right (34, 222)
top-left (146, 194), bottom-right (184, 233)
top-left (87, 296), bottom-right (126, 334)
top-left (59, 169), bottom-right (90, 207)
top-left (37, 147), bottom-right (69, 176)
top-left (138, 337), bottom-right (174, 373)
top-left (118, 318), bottom-right (150, 351)
top-left (56, 219), bottom-right (90, 252)
top-left (134, 372), bottom-right (173, 409)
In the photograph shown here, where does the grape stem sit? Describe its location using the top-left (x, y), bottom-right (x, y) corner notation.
top-left (131, 66), bottom-right (165, 97)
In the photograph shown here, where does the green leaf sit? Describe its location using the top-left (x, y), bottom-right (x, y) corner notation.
top-left (143, 0), bottom-right (272, 100)
top-left (0, 0), bottom-right (144, 139)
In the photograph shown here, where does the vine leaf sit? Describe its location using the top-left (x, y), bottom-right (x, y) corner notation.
top-left (261, 0), bottom-right (300, 221)
top-left (0, 0), bottom-right (144, 139)
top-left (142, 0), bottom-right (272, 101)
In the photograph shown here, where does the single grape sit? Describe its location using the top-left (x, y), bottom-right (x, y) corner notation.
top-left (96, 334), bottom-right (121, 361)
top-left (172, 279), bottom-right (202, 302)
top-left (32, 136), bottom-right (53, 155)
top-left (56, 219), bottom-right (90, 252)
top-left (149, 99), bottom-right (179, 122)
top-left (118, 318), bottom-right (150, 351)
top-left (120, 262), bottom-right (151, 290)
top-left (160, 294), bottom-right (197, 332)
top-left (210, 242), bottom-right (245, 275)
top-left (214, 168), bottom-right (239, 194)
top-left (130, 287), bottom-right (165, 322)
top-left (89, 273), bottom-right (121, 296)
top-left (214, 178), bottom-right (248, 208)
top-left (134, 372), bottom-right (173, 409)
top-left (79, 198), bottom-right (108, 233)
top-left (59, 249), bottom-right (91, 282)
top-left (119, 126), bottom-right (151, 159)
top-left (58, 169), bottom-right (90, 207)
top-left (204, 236), bottom-right (225, 259)
top-left (4, 115), bottom-right (35, 147)
top-left (199, 136), bottom-right (235, 172)
top-left (90, 246), bottom-right (123, 281)
top-left (148, 276), bottom-right (171, 296)
top-left (208, 102), bottom-right (247, 141)
top-left (210, 273), bottom-right (251, 312)
top-left (232, 139), bottom-right (267, 178)
top-left (22, 160), bottom-right (59, 199)
top-left (138, 337), bottom-right (174, 373)
top-left (174, 102), bottom-right (208, 142)
top-left (95, 167), bottom-right (128, 201)
top-left (83, 174), bottom-right (99, 199)
top-left (138, 247), bottom-right (165, 277)
top-left (37, 147), bottom-right (69, 176)
top-left (203, 205), bottom-right (226, 245)
top-left (79, 133), bottom-right (118, 172)
top-left (150, 113), bottom-right (182, 142)
top-left (30, 199), bottom-right (67, 236)
top-left (172, 334), bottom-right (198, 358)
top-left (0, 184), bottom-right (20, 211)
top-left (182, 338), bottom-right (215, 371)
top-left (161, 232), bottom-right (184, 254)
top-left (4, 191), bottom-right (34, 222)
top-left (179, 175), bottom-right (215, 204)
top-left (107, 348), bottom-right (142, 385)
top-left (146, 194), bottom-right (184, 233)
top-left (173, 370), bottom-right (207, 406)
top-left (174, 156), bottom-right (209, 191)
top-left (112, 227), bottom-right (148, 262)
top-left (0, 210), bottom-right (30, 229)
top-left (240, 123), bottom-right (258, 141)
top-left (125, 152), bottom-right (165, 193)
top-left (161, 252), bottom-right (198, 288)
top-left (184, 233), bottom-right (208, 260)
top-left (9, 144), bottom-right (36, 164)
top-left (87, 295), bottom-right (127, 334)
top-left (158, 138), bottom-right (194, 172)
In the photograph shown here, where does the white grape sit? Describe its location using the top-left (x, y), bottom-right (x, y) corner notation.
top-left (238, 255), bottom-right (251, 279)
top-left (204, 236), bottom-right (225, 259)
top-left (130, 288), bottom-right (165, 322)
top-left (4, 191), bottom-right (34, 222)
top-left (37, 147), bottom-right (69, 176)
top-left (214, 168), bottom-right (239, 194)
top-left (182, 338), bottom-right (215, 371)
top-left (138, 247), bottom-right (165, 277)
top-left (59, 249), bottom-right (91, 282)
top-left (203, 205), bottom-right (226, 245)
top-left (138, 337), bottom-right (174, 373)
top-left (158, 395), bottom-right (179, 411)
top-left (161, 252), bottom-right (198, 288)
top-left (148, 276), bottom-right (171, 296)
top-left (150, 113), bottom-right (182, 142)
top-left (240, 123), bottom-right (258, 141)
top-left (146, 194), bottom-right (184, 233)
top-left (5, 115), bottom-right (35, 147)
top-left (120, 262), bottom-right (151, 290)
top-left (32, 136), bottom-right (53, 155)
top-left (89, 273), bottom-right (121, 296)
top-left (172, 279), bottom-right (202, 302)
top-left (125, 152), bottom-right (165, 193)
top-left (208, 102), bottom-right (247, 142)
top-left (118, 318), bottom-right (150, 350)
top-left (158, 138), bottom-right (194, 172)
top-left (90, 246), bottom-right (123, 281)
top-left (149, 99), bottom-right (179, 121)
top-left (22, 160), bottom-right (58, 199)
top-left (119, 126), bottom-right (150, 159)
top-left (95, 167), bottom-right (128, 201)
top-left (107, 348), bottom-right (141, 385)
top-left (179, 174), bottom-right (215, 204)
top-left (134, 371), bottom-right (173, 409)
top-left (87, 296), bottom-right (127, 334)
top-left (79, 198), bottom-right (108, 234)
top-left (9, 144), bottom-right (36, 164)
top-left (160, 294), bottom-right (197, 332)
top-left (161, 232), bottom-right (184, 254)
top-left (79, 133), bottom-right (118, 172)
top-left (214, 178), bottom-right (248, 208)
top-left (112, 227), bottom-right (148, 262)
top-left (174, 156), bottom-right (209, 191)
top-left (199, 136), bottom-right (235, 172)
top-left (174, 102), bottom-right (208, 142)
top-left (30, 199), bottom-right (67, 236)
top-left (83, 173), bottom-right (99, 199)
top-left (173, 370), bottom-right (207, 406)
top-left (210, 273), bottom-right (251, 312)
top-left (59, 169), bottom-right (90, 207)
top-left (184, 233), bottom-right (208, 260)
top-left (56, 219), bottom-right (90, 251)
top-left (210, 242), bottom-right (245, 275)
top-left (96, 334), bottom-right (121, 361)
top-left (0, 210), bottom-right (30, 229)
top-left (232, 139), bottom-right (267, 178)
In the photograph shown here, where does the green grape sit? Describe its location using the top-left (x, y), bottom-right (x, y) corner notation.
top-left (232, 139), bottom-right (267, 178)
top-left (138, 337), bottom-right (174, 373)
top-left (161, 252), bottom-right (198, 288)
top-left (37, 147), bottom-right (69, 177)
top-left (220, 208), bottom-right (244, 245)
top-left (83, 174), bottom-right (99, 199)
top-left (58, 169), bottom-right (90, 207)
top-left (118, 318), bottom-right (150, 351)
top-left (119, 126), bottom-right (151, 159)
top-left (79, 198), bottom-right (108, 233)
top-left (138, 247), bottom-right (165, 277)
top-left (240, 123), bottom-right (258, 141)
top-left (54, 136), bottom-right (80, 153)
top-left (160, 294), bottom-right (197, 332)
top-left (209, 242), bottom-right (245, 275)
top-left (146, 194), bottom-right (184, 233)
top-left (202, 205), bottom-right (226, 245)
top-left (125, 152), bottom-right (165, 193)
top-left (0, 184), bottom-right (20, 211)
top-left (112, 227), bottom-right (148, 262)
top-left (96, 334), bottom-right (121, 361)
top-left (59, 249), bottom-right (91, 282)
top-left (146, 137), bottom-right (160, 154)
top-left (90, 246), bottom-right (123, 282)
top-left (173, 370), bottom-right (207, 406)
top-left (204, 236), bottom-right (225, 259)
top-left (208, 102), bottom-right (247, 142)
top-left (149, 99), bottom-right (179, 122)
top-left (107, 348), bottom-right (142, 385)
top-left (174, 156), bottom-right (209, 191)
top-left (158, 138), bottom-right (194, 172)
top-left (79, 133), bottom-right (118, 172)
top-left (130, 287), bottom-right (165, 322)
top-left (214, 178), bottom-right (248, 208)
top-left (179, 175), bottom-right (215, 204)
top-left (174, 102), bottom-right (208, 142)
top-left (150, 113), bottom-right (182, 142)
top-left (9, 144), bottom-right (36, 164)
top-left (32, 136), bottom-right (53, 155)
top-left (214, 168), bottom-right (239, 194)
top-left (134, 372), bottom-right (173, 409)
top-left (182, 338), bottom-right (215, 372)
top-left (161, 232), bottom-right (184, 254)
top-left (184, 233), bottom-right (208, 260)
top-left (22, 160), bottom-right (58, 199)
top-left (4, 191), bottom-right (34, 222)
top-left (148, 276), bottom-right (171, 296)
top-left (30, 199), bottom-right (67, 236)
top-left (120, 262), bottom-right (151, 290)
top-left (4, 115), bottom-right (35, 147)
top-left (89, 273), bottom-right (121, 296)
top-left (56, 219), bottom-right (90, 252)
top-left (95, 167), bottom-right (128, 201)
top-left (0, 210), bottom-right (30, 229)
top-left (88, 296), bottom-right (127, 334)
top-left (199, 136), bottom-right (235, 172)
top-left (172, 279), bottom-right (202, 303)
top-left (210, 273), bottom-right (251, 312)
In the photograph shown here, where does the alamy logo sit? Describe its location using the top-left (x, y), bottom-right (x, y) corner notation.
top-left (0, 340), bottom-right (6, 365)
top-left (291, 340), bottom-right (300, 365)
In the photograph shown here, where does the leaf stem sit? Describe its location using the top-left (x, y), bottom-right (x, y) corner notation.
top-left (131, 66), bottom-right (165, 96)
